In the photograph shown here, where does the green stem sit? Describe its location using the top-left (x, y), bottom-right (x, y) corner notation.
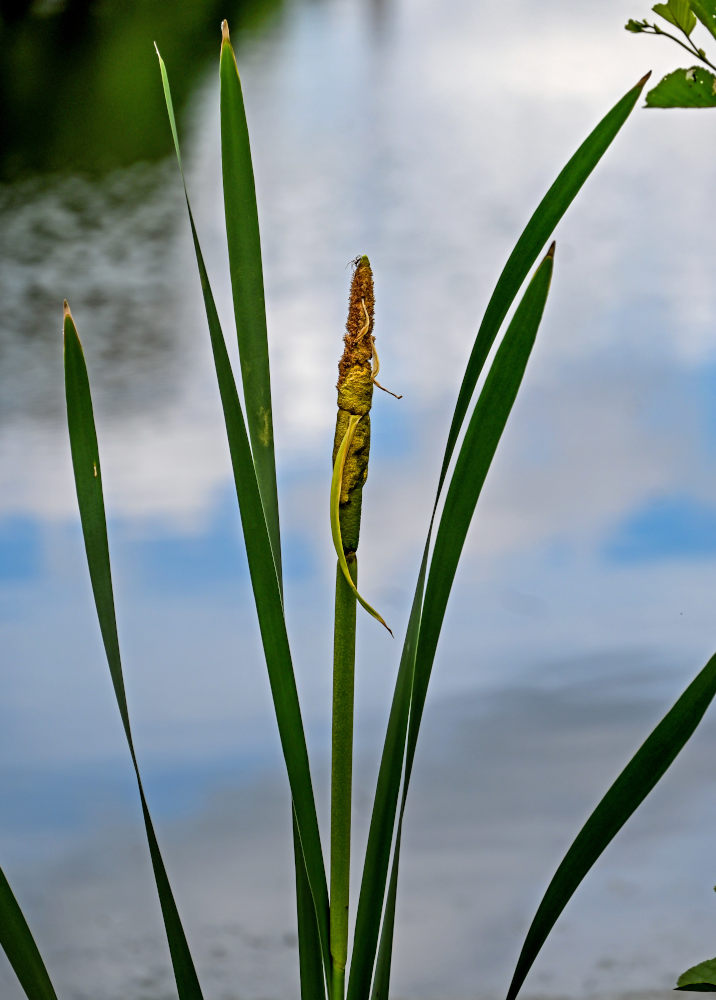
top-left (647, 23), bottom-right (716, 70)
top-left (332, 964), bottom-right (346, 1000)
top-left (330, 553), bottom-right (358, 1000)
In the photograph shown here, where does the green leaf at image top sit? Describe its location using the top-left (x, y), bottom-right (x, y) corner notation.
top-left (646, 65), bottom-right (716, 105)
top-left (691, 0), bottom-right (716, 39)
top-left (653, 0), bottom-right (698, 35)
top-left (676, 956), bottom-right (716, 991)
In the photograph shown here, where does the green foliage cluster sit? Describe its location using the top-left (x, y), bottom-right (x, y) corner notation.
top-left (627, 0), bottom-right (716, 105)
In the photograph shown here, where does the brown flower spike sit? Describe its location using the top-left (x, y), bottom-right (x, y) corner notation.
top-left (332, 255), bottom-right (375, 555)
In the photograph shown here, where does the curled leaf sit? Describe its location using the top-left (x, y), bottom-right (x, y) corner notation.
top-left (330, 415), bottom-right (392, 635)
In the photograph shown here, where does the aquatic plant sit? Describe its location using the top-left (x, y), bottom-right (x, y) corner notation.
top-left (2, 18), bottom-right (716, 1000)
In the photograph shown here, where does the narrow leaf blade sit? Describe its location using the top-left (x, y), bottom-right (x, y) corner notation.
top-left (0, 867), bottom-right (58, 1000)
top-left (220, 22), bottom-right (281, 583)
top-left (414, 249), bottom-right (554, 745)
top-left (371, 248), bottom-right (554, 1000)
top-left (155, 47), bottom-right (331, 988)
top-left (293, 813), bottom-right (327, 1000)
top-left (63, 304), bottom-right (205, 1000)
top-left (439, 74), bottom-right (648, 498)
top-left (369, 823), bottom-right (402, 1000)
top-left (347, 538), bottom-right (427, 1000)
top-left (350, 250), bottom-right (554, 1000)
top-left (506, 652), bottom-right (716, 1000)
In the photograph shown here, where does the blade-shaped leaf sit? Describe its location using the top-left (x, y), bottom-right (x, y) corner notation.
top-left (0, 866), bottom-right (58, 1000)
top-left (506, 651), bottom-right (716, 1000)
top-left (349, 248), bottom-right (554, 1000)
top-left (347, 537), bottom-right (427, 1000)
top-left (439, 73), bottom-right (649, 500)
top-left (412, 249), bottom-right (553, 746)
top-left (677, 957), bottom-right (716, 991)
top-left (63, 304), bottom-right (205, 1000)
top-left (379, 248), bottom-right (554, 1000)
top-left (294, 812), bottom-right (327, 1000)
top-left (154, 46), bottom-right (331, 989)
top-left (369, 824), bottom-right (401, 1000)
top-left (691, 0), bottom-right (716, 39)
top-left (646, 66), bottom-right (716, 106)
top-left (354, 75), bottom-right (649, 999)
top-left (220, 22), bottom-right (282, 585)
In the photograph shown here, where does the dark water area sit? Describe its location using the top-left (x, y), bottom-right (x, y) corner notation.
top-left (0, 0), bottom-right (281, 179)
top-left (3, 0), bottom-right (716, 997)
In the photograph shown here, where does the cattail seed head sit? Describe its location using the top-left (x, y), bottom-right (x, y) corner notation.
top-left (332, 256), bottom-right (375, 554)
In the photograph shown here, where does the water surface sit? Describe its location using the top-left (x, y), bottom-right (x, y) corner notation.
top-left (2, 0), bottom-right (716, 997)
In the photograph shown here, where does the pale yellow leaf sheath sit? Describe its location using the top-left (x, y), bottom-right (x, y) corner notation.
top-left (330, 413), bottom-right (392, 635)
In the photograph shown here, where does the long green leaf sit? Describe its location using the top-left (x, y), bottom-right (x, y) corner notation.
top-left (438, 73), bottom-right (649, 500)
top-left (355, 74), bottom-right (649, 999)
top-left (376, 248), bottom-right (554, 1000)
top-left (347, 536), bottom-right (427, 1000)
top-left (294, 810), bottom-right (327, 1000)
top-left (155, 46), bottom-right (331, 990)
top-left (63, 304), bottom-right (205, 1000)
top-left (349, 249), bottom-right (554, 1000)
top-left (0, 866), bottom-right (58, 1000)
top-left (219, 22), bottom-right (281, 584)
top-left (413, 249), bottom-right (553, 747)
top-left (369, 831), bottom-right (401, 1000)
top-left (506, 651), bottom-right (716, 1000)
top-left (218, 28), bottom-right (323, 991)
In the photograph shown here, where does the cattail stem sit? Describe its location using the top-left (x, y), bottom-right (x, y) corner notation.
top-left (330, 555), bottom-right (358, 999)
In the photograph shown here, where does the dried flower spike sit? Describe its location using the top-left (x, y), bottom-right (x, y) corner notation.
top-left (332, 254), bottom-right (376, 555)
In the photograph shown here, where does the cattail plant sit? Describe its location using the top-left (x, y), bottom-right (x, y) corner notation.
top-left (2, 18), bottom-right (716, 1000)
top-left (330, 254), bottom-right (375, 1000)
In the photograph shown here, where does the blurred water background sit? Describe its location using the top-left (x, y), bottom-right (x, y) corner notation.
top-left (2, 1), bottom-right (716, 998)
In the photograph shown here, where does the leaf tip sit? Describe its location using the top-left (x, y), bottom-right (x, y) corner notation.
top-left (63, 299), bottom-right (71, 319)
top-left (546, 241), bottom-right (556, 259)
top-left (637, 70), bottom-right (653, 88)
top-left (221, 19), bottom-right (230, 44)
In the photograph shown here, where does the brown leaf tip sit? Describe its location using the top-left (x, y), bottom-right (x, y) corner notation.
top-left (546, 241), bottom-right (556, 259)
top-left (63, 299), bottom-right (72, 319)
top-left (637, 70), bottom-right (652, 88)
top-left (221, 19), bottom-right (230, 44)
